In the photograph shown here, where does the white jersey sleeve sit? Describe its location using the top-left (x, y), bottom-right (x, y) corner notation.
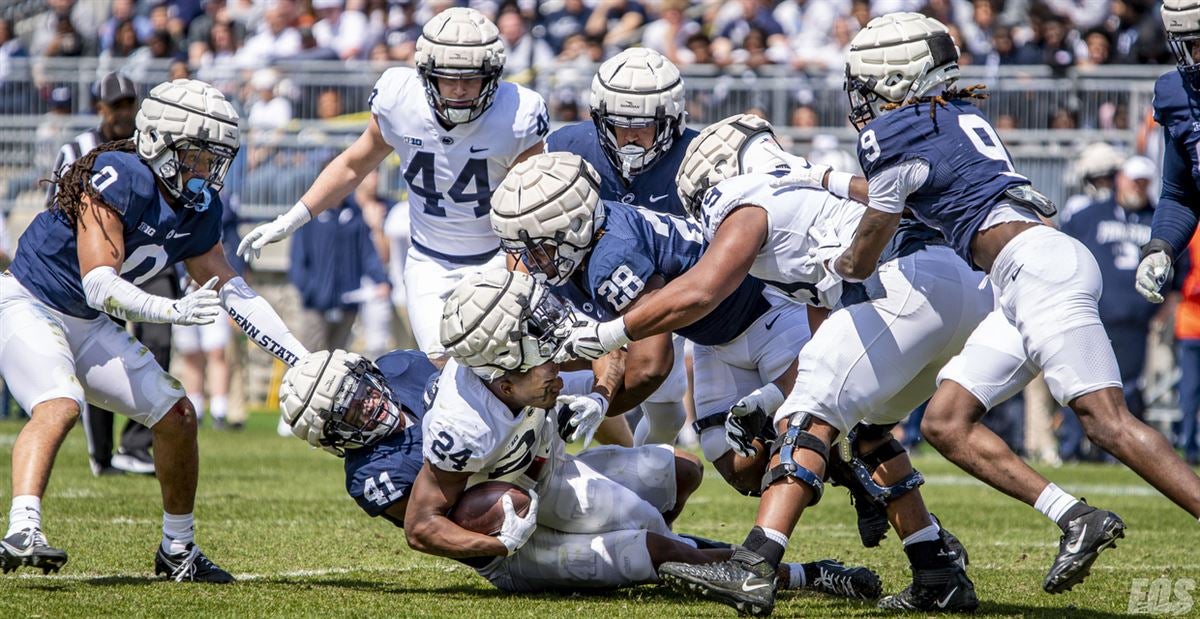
top-left (704, 173), bottom-right (864, 307)
top-left (370, 70), bottom-right (550, 260)
top-left (866, 159), bottom-right (930, 214)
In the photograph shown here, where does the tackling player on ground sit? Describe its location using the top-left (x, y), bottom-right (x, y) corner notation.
top-left (238, 7), bottom-right (547, 361)
top-left (278, 270), bottom-right (878, 598)
top-left (0, 79), bottom-right (307, 581)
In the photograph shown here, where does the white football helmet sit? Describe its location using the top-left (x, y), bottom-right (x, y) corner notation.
top-left (491, 152), bottom-right (605, 286)
top-left (414, 7), bottom-right (506, 125)
top-left (590, 48), bottom-right (686, 180)
top-left (440, 270), bottom-right (575, 381)
top-left (675, 114), bottom-right (785, 220)
top-left (134, 79), bottom-right (239, 211)
top-left (280, 350), bottom-right (403, 455)
top-left (844, 13), bottom-right (960, 128)
top-left (1164, 0), bottom-right (1200, 87)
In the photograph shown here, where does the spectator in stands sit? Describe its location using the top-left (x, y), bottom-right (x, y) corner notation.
top-left (26, 0), bottom-right (94, 58)
top-left (188, 0), bottom-right (240, 52)
top-left (556, 33), bottom-right (604, 67)
top-left (584, 0), bottom-right (646, 52)
top-left (1062, 142), bottom-right (1124, 222)
top-left (100, 0), bottom-right (152, 53)
top-left (954, 0), bottom-right (1000, 58)
top-left (773, 0), bottom-right (842, 58)
top-left (1043, 0), bottom-right (1109, 31)
top-left (0, 18), bottom-right (31, 115)
top-left (543, 0), bottom-right (592, 54)
top-left (684, 32), bottom-right (715, 67)
top-left (792, 15), bottom-right (853, 73)
top-left (247, 68), bottom-right (292, 131)
top-left (294, 25), bottom-right (340, 61)
top-left (1077, 27), bottom-right (1113, 67)
top-left (168, 57), bottom-right (190, 81)
top-left (497, 9), bottom-right (553, 84)
top-left (642, 0), bottom-right (700, 67)
top-left (986, 25), bottom-right (1041, 65)
top-left (713, 0), bottom-right (790, 66)
top-left (235, 0), bottom-right (301, 67)
top-left (288, 194), bottom-right (390, 353)
top-left (1059, 155), bottom-right (1159, 458)
top-left (1174, 232), bottom-right (1200, 466)
top-left (383, 0), bottom-right (421, 62)
top-left (1050, 106), bottom-right (1078, 129)
top-left (312, 0), bottom-right (371, 60)
top-left (1022, 13), bottom-right (1076, 74)
top-left (193, 19), bottom-right (240, 83)
top-left (147, 3), bottom-right (183, 54)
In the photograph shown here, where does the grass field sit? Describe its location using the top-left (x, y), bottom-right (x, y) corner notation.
top-left (1, 412), bottom-right (1197, 618)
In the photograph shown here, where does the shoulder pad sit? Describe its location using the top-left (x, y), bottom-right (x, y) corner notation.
top-left (370, 67), bottom-right (416, 118)
top-left (89, 151), bottom-right (157, 218)
top-left (700, 173), bottom-right (776, 241)
top-left (511, 83), bottom-right (550, 142)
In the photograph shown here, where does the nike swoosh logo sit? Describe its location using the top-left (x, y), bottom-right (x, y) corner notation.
top-left (1064, 523), bottom-right (1086, 554)
top-left (742, 581), bottom-right (770, 592)
top-left (173, 232), bottom-right (191, 238)
top-left (936, 586), bottom-right (958, 608)
top-left (469, 146), bottom-right (488, 153)
top-left (649, 194), bottom-right (668, 203)
top-left (1010, 264), bottom-right (1023, 281)
top-left (764, 315), bottom-right (780, 330)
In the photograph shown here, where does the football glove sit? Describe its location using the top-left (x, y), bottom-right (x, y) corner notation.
top-left (169, 276), bottom-right (223, 326)
top-left (497, 489), bottom-right (539, 556)
top-left (238, 201), bottom-right (312, 261)
top-left (725, 384), bottom-right (784, 458)
top-left (1135, 251), bottom-right (1172, 304)
top-left (555, 393), bottom-right (608, 449)
top-left (554, 317), bottom-right (630, 362)
top-left (800, 227), bottom-right (850, 308)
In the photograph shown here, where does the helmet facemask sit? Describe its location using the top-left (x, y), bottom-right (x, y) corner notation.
top-left (592, 103), bottom-right (679, 180)
top-left (420, 63), bottom-right (502, 126)
top-left (501, 227), bottom-right (591, 287)
top-left (1169, 31), bottom-right (1200, 89)
top-left (170, 139), bottom-right (237, 212)
top-left (318, 359), bottom-right (403, 454)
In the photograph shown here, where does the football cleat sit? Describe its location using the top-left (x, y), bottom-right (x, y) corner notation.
top-left (850, 491), bottom-right (891, 548)
top-left (1043, 504), bottom-right (1125, 594)
top-left (155, 544), bottom-right (235, 583)
top-left (659, 548), bottom-right (777, 616)
top-left (112, 450), bottom-right (156, 475)
top-left (806, 559), bottom-right (883, 600)
top-left (931, 514), bottom-right (969, 571)
top-left (1, 528), bottom-right (69, 574)
top-left (878, 565), bottom-right (979, 612)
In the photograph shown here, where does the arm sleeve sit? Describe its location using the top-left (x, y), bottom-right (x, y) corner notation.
top-left (1151, 127), bottom-right (1200, 259)
top-left (866, 159), bottom-right (930, 214)
top-left (81, 266), bottom-right (178, 323)
top-left (219, 276), bottom-right (309, 366)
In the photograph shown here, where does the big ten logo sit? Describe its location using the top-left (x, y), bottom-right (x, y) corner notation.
top-left (1128, 577), bottom-right (1195, 615)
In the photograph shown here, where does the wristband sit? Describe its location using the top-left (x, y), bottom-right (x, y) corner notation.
top-left (826, 171), bottom-right (854, 200)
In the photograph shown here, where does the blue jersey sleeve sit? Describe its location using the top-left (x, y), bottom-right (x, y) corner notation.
top-left (89, 151), bottom-right (159, 228)
top-left (857, 110), bottom-right (932, 180)
top-left (586, 235), bottom-right (658, 316)
top-left (1152, 127), bottom-right (1200, 259)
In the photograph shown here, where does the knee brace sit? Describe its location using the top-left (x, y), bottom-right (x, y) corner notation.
top-left (827, 423), bottom-right (924, 509)
top-left (760, 413), bottom-right (827, 504)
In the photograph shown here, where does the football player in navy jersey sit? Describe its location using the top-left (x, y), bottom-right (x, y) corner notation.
top-left (0, 80), bottom-right (307, 581)
top-left (1136, 0), bottom-right (1200, 303)
top-left (491, 153), bottom-right (807, 498)
top-left (547, 48), bottom-right (701, 447)
top-left (827, 12), bottom-right (1200, 595)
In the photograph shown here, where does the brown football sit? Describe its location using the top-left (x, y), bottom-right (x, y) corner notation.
top-left (448, 481), bottom-right (531, 536)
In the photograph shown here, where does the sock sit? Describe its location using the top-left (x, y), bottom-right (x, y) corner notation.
top-left (161, 512), bottom-right (195, 555)
top-left (187, 393), bottom-right (205, 418)
top-left (7, 495), bottom-right (42, 536)
top-left (783, 562), bottom-right (806, 589)
top-left (210, 395), bottom-right (228, 421)
top-left (742, 525), bottom-right (789, 568)
top-left (902, 522), bottom-right (942, 546)
top-left (1035, 483), bottom-right (1082, 530)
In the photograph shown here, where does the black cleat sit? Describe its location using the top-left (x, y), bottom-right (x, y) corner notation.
top-left (851, 493), bottom-right (891, 548)
top-left (805, 559), bottom-right (883, 600)
top-left (154, 544), bottom-right (235, 583)
top-left (879, 565), bottom-right (979, 612)
top-left (931, 514), bottom-right (969, 571)
top-left (659, 548), bottom-right (777, 616)
top-left (1043, 505), bottom-right (1125, 594)
top-left (1, 528), bottom-right (69, 574)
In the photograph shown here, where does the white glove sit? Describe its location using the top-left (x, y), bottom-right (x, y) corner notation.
top-left (496, 489), bottom-right (540, 555)
top-left (554, 317), bottom-right (630, 362)
top-left (766, 158), bottom-right (832, 191)
top-left (799, 227), bottom-right (849, 308)
top-left (555, 393), bottom-right (608, 448)
top-left (1135, 251), bottom-right (1172, 304)
top-left (168, 276), bottom-right (223, 326)
top-left (725, 383), bottom-right (784, 458)
top-left (237, 201), bottom-right (312, 262)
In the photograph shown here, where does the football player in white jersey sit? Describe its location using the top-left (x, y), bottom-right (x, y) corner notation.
top-left (555, 115), bottom-right (984, 614)
top-left (238, 7), bottom-right (548, 359)
top-left (398, 269), bottom-right (879, 596)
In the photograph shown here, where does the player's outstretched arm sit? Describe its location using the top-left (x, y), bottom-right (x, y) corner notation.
top-left (185, 241), bottom-right (309, 366)
top-left (404, 463), bottom-right (518, 559)
top-left (833, 207), bottom-right (900, 281)
top-left (238, 115), bottom-right (395, 261)
top-left (76, 194), bottom-right (221, 325)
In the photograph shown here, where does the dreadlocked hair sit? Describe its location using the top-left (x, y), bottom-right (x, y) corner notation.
top-left (881, 83), bottom-right (990, 122)
top-left (48, 138), bottom-right (138, 228)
